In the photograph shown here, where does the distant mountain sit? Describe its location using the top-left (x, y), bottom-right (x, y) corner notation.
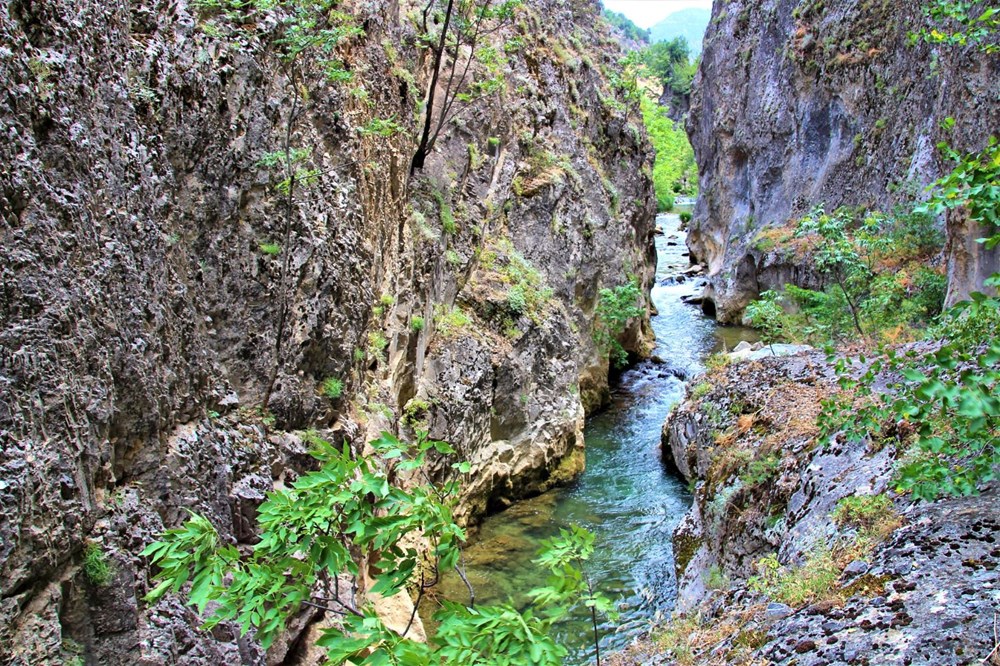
top-left (649, 8), bottom-right (711, 55)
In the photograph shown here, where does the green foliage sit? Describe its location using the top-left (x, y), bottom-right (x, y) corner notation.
top-left (918, 133), bottom-right (1000, 235)
top-left (641, 37), bottom-right (698, 95)
top-left (434, 305), bottom-right (471, 338)
top-left (258, 241), bottom-right (282, 256)
top-left (434, 602), bottom-right (565, 665)
top-left (143, 429), bottom-right (612, 663)
top-left (514, 145), bottom-right (581, 196)
top-left (594, 279), bottom-right (644, 368)
top-left (358, 117), bottom-right (406, 138)
top-left (256, 146), bottom-right (320, 196)
top-left (494, 240), bottom-right (553, 324)
top-left (744, 290), bottom-right (786, 345)
top-left (193, 0), bottom-right (363, 77)
top-left (602, 9), bottom-right (650, 43)
top-left (320, 377), bottom-right (343, 399)
top-left (705, 565), bottom-right (730, 591)
top-left (739, 453), bottom-right (781, 487)
top-left (817, 142), bottom-right (999, 501)
top-left (909, 1), bottom-right (999, 53)
top-left (83, 542), bottom-right (112, 586)
top-left (529, 525), bottom-right (619, 665)
top-left (822, 308), bottom-right (1000, 500)
top-left (431, 187), bottom-right (457, 234)
top-left (144, 432), bottom-right (467, 655)
top-left (690, 381), bottom-right (712, 399)
top-left (607, 52), bottom-right (644, 114)
top-left (679, 211), bottom-right (693, 225)
top-left (744, 205), bottom-right (946, 344)
top-left (367, 330), bottom-right (388, 357)
top-left (640, 96), bottom-right (697, 212)
top-left (402, 398), bottom-right (431, 428)
top-left (748, 551), bottom-right (840, 607)
top-left (410, 315), bottom-right (425, 332)
top-left (831, 494), bottom-right (894, 530)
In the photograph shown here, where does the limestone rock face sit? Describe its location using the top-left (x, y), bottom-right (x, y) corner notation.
top-left (0, 0), bottom-right (656, 662)
top-left (661, 350), bottom-right (1000, 664)
top-left (687, 0), bottom-right (1000, 322)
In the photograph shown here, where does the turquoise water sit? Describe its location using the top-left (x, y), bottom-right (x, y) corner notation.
top-left (426, 214), bottom-right (756, 662)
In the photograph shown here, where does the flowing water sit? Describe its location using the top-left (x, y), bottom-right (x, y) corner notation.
top-left (426, 213), bottom-right (756, 662)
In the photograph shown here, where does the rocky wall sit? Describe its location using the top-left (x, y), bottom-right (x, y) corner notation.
top-left (0, 0), bottom-right (656, 662)
top-left (658, 350), bottom-right (1000, 665)
top-left (686, 0), bottom-right (1000, 322)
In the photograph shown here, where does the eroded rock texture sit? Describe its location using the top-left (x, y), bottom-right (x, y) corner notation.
top-left (687, 0), bottom-right (1000, 322)
top-left (0, 0), bottom-right (656, 662)
top-left (660, 350), bottom-right (1000, 665)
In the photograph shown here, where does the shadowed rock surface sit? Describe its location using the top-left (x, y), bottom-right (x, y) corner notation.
top-left (0, 0), bottom-right (656, 662)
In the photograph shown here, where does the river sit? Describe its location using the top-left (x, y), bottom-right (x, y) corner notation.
top-left (426, 212), bottom-right (755, 663)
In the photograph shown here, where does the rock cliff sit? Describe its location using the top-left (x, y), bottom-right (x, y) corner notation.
top-left (655, 351), bottom-right (999, 665)
top-left (687, 0), bottom-right (1000, 322)
top-left (0, 0), bottom-right (656, 662)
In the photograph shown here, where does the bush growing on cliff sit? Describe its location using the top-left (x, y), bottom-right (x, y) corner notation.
top-left (819, 141), bottom-right (1000, 501)
top-left (743, 205), bottom-right (946, 344)
top-left (594, 279), bottom-right (645, 368)
top-left (910, 0), bottom-right (1000, 53)
top-left (143, 431), bottom-right (613, 663)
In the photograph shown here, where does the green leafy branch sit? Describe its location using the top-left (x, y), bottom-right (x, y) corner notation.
top-left (909, 0), bottom-right (1000, 53)
top-left (593, 279), bottom-right (644, 368)
top-left (143, 431), bottom-right (614, 663)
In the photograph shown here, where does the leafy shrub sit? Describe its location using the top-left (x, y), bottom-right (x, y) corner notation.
top-left (434, 305), bottom-right (471, 338)
top-left (739, 453), bottom-right (781, 487)
top-left (143, 432), bottom-right (609, 663)
top-left (83, 543), bottom-right (112, 586)
top-left (258, 242), bottom-right (281, 256)
top-left (410, 316), bottom-right (425, 332)
top-left (743, 202), bottom-right (947, 345)
top-left (909, 1), bottom-right (1000, 53)
top-left (819, 142), bottom-right (1000, 501)
top-left (594, 279), bottom-right (644, 368)
top-left (367, 330), bottom-right (388, 358)
top-left (679, 211), bottom-right (692, 225)
top-left (320, 377), bottom-right (343, 399)
top-left (744, 290), bottom-right (786, 347)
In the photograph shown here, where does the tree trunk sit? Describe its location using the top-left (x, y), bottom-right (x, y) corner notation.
top-left (411, 0), bottom-right (454, 174)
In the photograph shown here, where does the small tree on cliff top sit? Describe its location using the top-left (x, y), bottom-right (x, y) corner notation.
top-left (411, 0), bottom-right (521, 173)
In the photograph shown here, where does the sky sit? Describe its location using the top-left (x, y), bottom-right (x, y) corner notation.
top-left (601, 0), bottom-right (713, 29)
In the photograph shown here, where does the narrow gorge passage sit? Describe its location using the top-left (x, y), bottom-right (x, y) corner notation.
top-left (426, 213), bottom-right (757, 662)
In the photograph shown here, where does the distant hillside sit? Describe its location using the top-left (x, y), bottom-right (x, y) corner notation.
top-left (649, 8), bottom-right (711, 54)
top-left (603, 9), bottom-right (650, 45)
